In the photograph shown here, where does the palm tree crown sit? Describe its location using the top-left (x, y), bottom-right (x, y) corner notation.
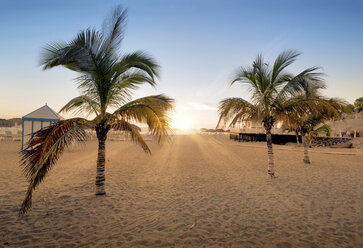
top-left (20, 6), bottom-right (174, 215)
top-left (218, 51), bottom-right (325, 127)
top-left (279, 77), bottom-right (347, 163)
top-left (354, 97), bottom-right (363, 114)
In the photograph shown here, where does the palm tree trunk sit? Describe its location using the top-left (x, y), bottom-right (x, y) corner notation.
top-left (295, 130), bottom-right (300, 144)
top-left (265, 128), bottom-right (275, 177)
top-left (96, 138), bottom-right (106, 195)
top-left (354, 112), bottom-right (358, 138)
top-left (302, 132), bottom-right (310, 164)
top-left (95, 123), bottom-right (110, 195)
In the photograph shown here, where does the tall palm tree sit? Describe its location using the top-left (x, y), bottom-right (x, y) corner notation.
top-left (217, 50), bottom-right (324, 177)
top-left (19, 6), bottom-right (174, 215)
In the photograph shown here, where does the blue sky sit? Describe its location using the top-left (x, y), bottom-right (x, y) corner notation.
top-left (0, 0), bottom-right (362, 128)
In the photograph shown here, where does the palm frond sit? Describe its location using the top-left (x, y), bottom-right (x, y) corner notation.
top-left (354, 97), bottom-right (363, 113)
top-left (271, 50), bottom-right (300, 83)
top-left (103, 52), bottom-right (161, 108)
top-left (231, 66), bottom-right (263, 102)
top-left (115, 51), bottom-right (160, 81)
top-left (112, 119), bottom-right (150, 153)
top-left (102, 5), bottom-right (127, 49)
top-left (324, 97), bottom-right (347, 119)
top-left (106, 71), bottom-right (159, 108)
top-left (217, 97), bottom-right (257, 128)
top-left (40, 6), bottom-right (161, 116)
top-left (309, 124), bottom-right (331, 137)
top-left (40, 42), bottom-right (67, 69)
top-left (19, 118), bottom-right (89, 215)
top-left (275, 66), bottom-right (325, 103)
top-left (41, 28), bottom-right (114, 75)
top-left (112, 95), bottom-right (174, 143)
top-left (276, 95), bottom-right (346, 134)
top-left (59, 95), bottom-right (100, 116)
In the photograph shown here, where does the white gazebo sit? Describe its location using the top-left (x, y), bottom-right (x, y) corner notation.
top-left (22, 104), bottom-right (63, 152)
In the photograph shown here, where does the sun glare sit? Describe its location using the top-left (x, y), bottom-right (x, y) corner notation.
top-left (171, 113), bottom-right (192, 130)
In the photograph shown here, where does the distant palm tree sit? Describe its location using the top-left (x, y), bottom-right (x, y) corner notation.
top-left (354, 97), bottom-right (363, 114)
top-left (280, 83), bottom-right (345, 164)
top-left (20, 6), bottom-right (174, 215)
top-left (306, 120), bottom-right (331, 147)
top-left (352, 97), bottom-right (363, 137)
top-left (217, 50), bottom-right (325, 177)
top-left (288, 115), bottom-right (330, 163)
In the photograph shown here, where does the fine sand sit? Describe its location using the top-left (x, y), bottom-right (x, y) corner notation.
top-left (0, 134), bottom-right (362, 247)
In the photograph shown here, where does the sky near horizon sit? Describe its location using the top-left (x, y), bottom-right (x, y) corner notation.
top-left (0, 0), bottom-right (362, 128)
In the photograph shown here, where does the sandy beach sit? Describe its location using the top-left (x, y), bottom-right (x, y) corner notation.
top-left (0, 134), bottom-right (362, 247)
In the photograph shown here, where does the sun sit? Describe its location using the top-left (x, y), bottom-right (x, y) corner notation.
top-left (171, 113), bottom-right (192, 130)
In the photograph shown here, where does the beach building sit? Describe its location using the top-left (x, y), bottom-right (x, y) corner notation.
top-left (22, 104), bottom-right (63, 152)
top-left (229, 120), bottom-right (299, 144)
top-left (229, 120), bottom-right (283, 134)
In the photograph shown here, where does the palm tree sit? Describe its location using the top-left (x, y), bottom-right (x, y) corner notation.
top-left (280, 83), bottom-right (345, 164)
top-left (289, 115), bottom-right (329, 163)
top-left (352, 97), bottom-right (363, 137)
top-left (354, 97), bottom-right (363, 114)
top-left (306, 120), bottom-right (331, 147)
top-left (19, 6), bottom-right (174, 215)
top-left (217, 50), bottom-right (324, 177)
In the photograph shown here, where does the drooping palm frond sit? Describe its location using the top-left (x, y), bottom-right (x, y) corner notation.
top-left (40, 42), bottom-right (70, 69)
top-left (59, 95), bottom-right (100, 116)
top-left (19, 118), bottom-right (89, 215)
top-left (115, 51), bottom-right (160, 81)
top-left (308, 124), bottom-right (331, 137)
top-left (275, 66), bottom-right (325, 103)
top-left (277, 93), bottom-right (347, 138)
top-left (112, 95), bottom-right (174, 143)
top-left (217, 97), bottom-right (258, 128)
top-left (278, 95), bottom-right (341, 124)
top-left (319, 97), bottom-right (347, 120)
top-left (112, 119), bottom-right (150, 153)
top-left (41, 28), bottom-right (111, 73)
